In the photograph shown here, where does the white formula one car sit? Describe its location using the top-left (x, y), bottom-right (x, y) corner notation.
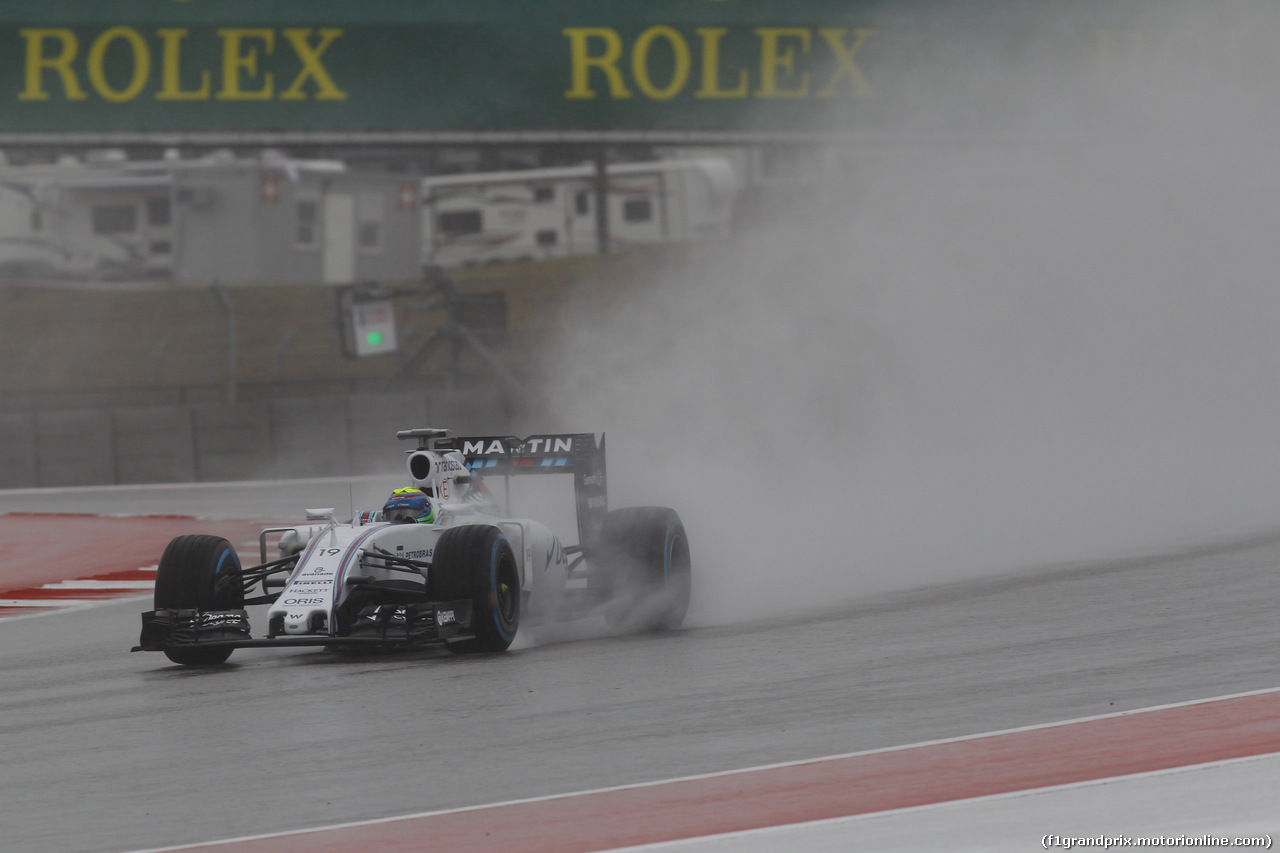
top-left (134, 429), bottom-right (691, 666)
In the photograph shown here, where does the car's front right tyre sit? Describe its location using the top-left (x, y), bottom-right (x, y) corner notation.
top-left (430, 525), bottom-right (520, 653)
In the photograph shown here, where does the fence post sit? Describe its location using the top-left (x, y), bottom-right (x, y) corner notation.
top-left (272, 327), bottom-right (299, 396)
top-left (148, 336), bottom-right (172, 405)
top-left (20, 339), bottom-right (44, 409)
top-left (594, 146), bottom-right (610, 255)
top-left (211, 281), bottom-right (237, 406)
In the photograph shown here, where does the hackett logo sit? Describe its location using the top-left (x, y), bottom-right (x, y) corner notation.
top-left (17, 27), bottom-right (347, 103)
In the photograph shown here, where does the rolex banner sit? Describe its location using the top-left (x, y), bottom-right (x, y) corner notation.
top-left (0, 0), bottom-right (1272, 142)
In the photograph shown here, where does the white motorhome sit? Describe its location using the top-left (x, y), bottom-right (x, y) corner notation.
top-left (0, 150), bottom-right (421, 284)
top-left (0, 152), bottom-right (174, 279)
top-left (420, 158), bottom-right (739, 268)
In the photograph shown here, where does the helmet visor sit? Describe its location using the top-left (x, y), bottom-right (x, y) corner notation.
top-left (385, 506), bottom-right (423, 523)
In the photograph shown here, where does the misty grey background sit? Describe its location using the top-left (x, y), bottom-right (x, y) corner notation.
top-left (526, 3), bottom-right (1280, 625)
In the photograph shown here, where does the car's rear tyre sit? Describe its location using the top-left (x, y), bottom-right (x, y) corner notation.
top-left (154, 534), bottom-right (244, 666)
top-left (431, 525), bottom-right (520, 653)
top-left (599, 507), bottom-right (691, 632)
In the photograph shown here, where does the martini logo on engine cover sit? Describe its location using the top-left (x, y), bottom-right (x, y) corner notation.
top-left (462, 439), bottom-right (513, 456)
top-left (523, 437), bottom-right (573, 454)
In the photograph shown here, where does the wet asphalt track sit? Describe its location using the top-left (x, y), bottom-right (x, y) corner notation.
top-left (3, 528), bottom-right (1280, 852)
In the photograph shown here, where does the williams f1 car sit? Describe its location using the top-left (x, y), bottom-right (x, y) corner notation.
top-left (133, 429), bottom-right (691, 666)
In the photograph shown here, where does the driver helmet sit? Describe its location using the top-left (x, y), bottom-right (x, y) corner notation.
top-left (382, 487), bottom-right (435, 524)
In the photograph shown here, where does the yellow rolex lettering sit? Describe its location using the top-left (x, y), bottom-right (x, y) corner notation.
top-left (695, 28), bottom-right (748, 99)
top-left (755, 27), bottom-right (810, 98)
top-left (816, 28), bottom-right (874, 98)
top-left (86, 27), bottom-right (150, 103)
top-left (563, 27), bottom-right (631, 99)
top-left (631, 26), bottom-right (690, 100)
top-left (156, 28), bottom-right (210, 100)
top-left (19, 28), bottom-right (87, 101)
top-left (216, 28), bottom-right (274, 100)
top-left (280, 28), bottom-right (346, 101)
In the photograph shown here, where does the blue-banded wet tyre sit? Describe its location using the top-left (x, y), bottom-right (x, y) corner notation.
top-left (600, 507), bottom-right (691, 632)
top-left (154, 534), bottom-right (244, 666)
top-left (431, 525), bottom-right (520, 653)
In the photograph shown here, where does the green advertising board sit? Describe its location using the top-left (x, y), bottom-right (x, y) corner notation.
top-left (0, 0), bottom-right (1271, 143)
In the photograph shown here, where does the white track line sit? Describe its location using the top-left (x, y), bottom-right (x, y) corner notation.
top-left (0, 559), bottom-right (160, 622)
top-left (123, 684), bottom-right (1280, 853)
top-left (42, 580), bottom-right (154, 590)
top-left (600, 750), bottom-right (1280, 851)
top-left (0, 593), bottom-right (150, 621)
top-left (0, 598), bottom-right (98, 607)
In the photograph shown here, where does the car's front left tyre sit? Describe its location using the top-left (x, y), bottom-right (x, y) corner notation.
top-left (153, 534), bottom-right (244, 666)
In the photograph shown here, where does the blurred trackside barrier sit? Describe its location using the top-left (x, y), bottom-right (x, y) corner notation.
top-left (0, 389), bottom-right (513, 488)
top-left (0, 250), bottom-right (672, 416)
top-left (0, 250), bottom-right (684, 488)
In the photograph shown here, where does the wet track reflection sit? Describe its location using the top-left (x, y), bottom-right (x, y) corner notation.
top-left (3, 521), bottom-right (1280, 851)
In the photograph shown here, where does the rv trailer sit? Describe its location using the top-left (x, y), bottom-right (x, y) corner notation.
top-left (420, 157), bottom-right (739, 268)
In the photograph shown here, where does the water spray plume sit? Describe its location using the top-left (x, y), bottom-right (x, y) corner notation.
top-left (536, 2), bottom-right (1280, 625)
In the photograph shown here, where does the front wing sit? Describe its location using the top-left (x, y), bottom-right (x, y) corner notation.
top-left (132, 600), bottom-right (475, 653)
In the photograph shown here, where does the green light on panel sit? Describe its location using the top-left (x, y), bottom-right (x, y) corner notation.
top-left (366, 331), bottom-right (384, 346)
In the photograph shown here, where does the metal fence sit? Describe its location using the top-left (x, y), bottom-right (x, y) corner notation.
top-left (0, 388), bottom-right (515, 489)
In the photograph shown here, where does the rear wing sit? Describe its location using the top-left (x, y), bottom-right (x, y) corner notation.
top-left (420, 432), bottom-right (608, 549)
